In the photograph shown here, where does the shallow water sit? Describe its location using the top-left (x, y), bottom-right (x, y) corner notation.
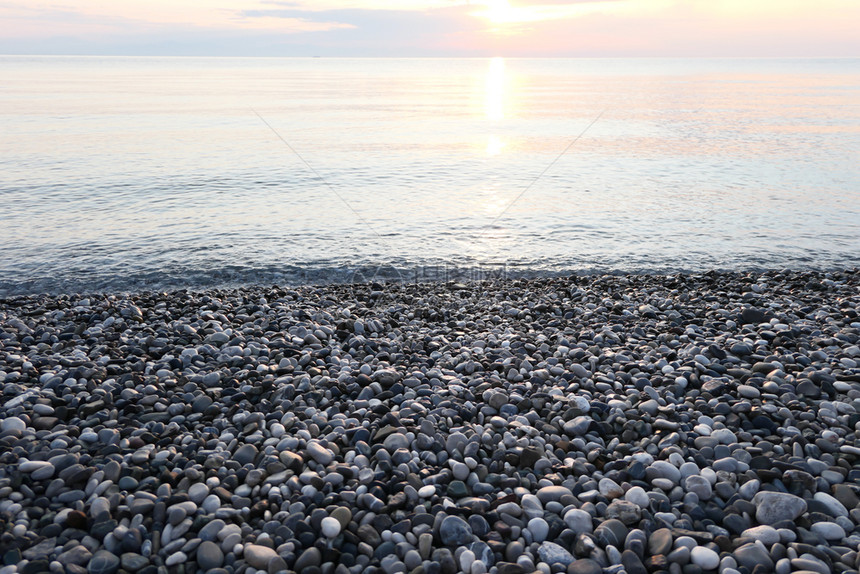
top-left (1, 56), bottom-right (859, 295)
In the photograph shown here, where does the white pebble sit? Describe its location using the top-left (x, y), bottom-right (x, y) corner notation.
top-left (691, 546), bottom-right (719, 570)
top-left (418, 485), bottom-right (435, 498)
top-left (321, 517), bottom-right (341, 538)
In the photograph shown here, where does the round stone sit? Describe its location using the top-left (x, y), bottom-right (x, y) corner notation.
top-left (810, 521), bottom-right (845, 540)
top-left (649, 528), bottom-right (673, 556)
top-left (307, 442), bottom-right (334, 465)
top-left (740, 526), bottom-right (780, 546)
top-left (87, 550), bottom-right (120, 574)
top-left (452, 461), bottom-right (470, 480)
top-left (243, 544), bottom-right (278, 569)
top-left (321, 516), bottom-right (342, 538)
top-left (537, 541), bottom-right (575, 567)
top-left (691, 547), bottom-right (720, 570)
top-left (752, 492), bottom-right (807, 525)
top-left (685, 475), bottom-right (713, 500)
top-left (383, 433), bottom-right (410, 451)
top-left (624, 486), bottom-right (650, 508)
top-left (440, 515), bottom-right (473, 546)
top-left (418, 485), bottom-right (435, 498)
top-left (527, 517), bottom-right (549, 542)
top-left (188, 483), bottom-right (209, 504)
top-left (563, 508), bottom-right (593, 534)
top-left (196, 541), bottom-right (224, 570)
top-left (1, 417), bottom-right (26, 432)
top-left (232, 444), bottom-right (257, 465)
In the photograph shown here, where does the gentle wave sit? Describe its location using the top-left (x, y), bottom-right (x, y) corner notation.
top-left (1, 57), bottom-right (859, 295)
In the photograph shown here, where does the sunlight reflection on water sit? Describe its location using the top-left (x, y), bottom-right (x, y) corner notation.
top-left (0, 56), bottom-right (859, 294)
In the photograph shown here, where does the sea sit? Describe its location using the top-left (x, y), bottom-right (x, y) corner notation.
top-left (1, 56), bottom-right (859, 296)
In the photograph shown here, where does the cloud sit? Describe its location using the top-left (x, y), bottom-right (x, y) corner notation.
top-left (0, 0), bottom-right (857, 56)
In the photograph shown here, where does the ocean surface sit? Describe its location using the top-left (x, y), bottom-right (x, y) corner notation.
top-left (1, 56), bottom-right (859, 295)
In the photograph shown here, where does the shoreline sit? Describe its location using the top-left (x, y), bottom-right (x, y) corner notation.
top-left (1, 269), bottom-right (859, 574)
top-left (0, 268), bottom-right (860, 304)
top-left (2, 266), bottom-right (859, 302)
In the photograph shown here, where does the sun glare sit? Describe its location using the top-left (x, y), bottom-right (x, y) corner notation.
top-left (486, 134), bottom-right (506, 155)
top-left (480, 0), bottom-right (518, 24)
top-left (485, 56), bottom-right (506, 120)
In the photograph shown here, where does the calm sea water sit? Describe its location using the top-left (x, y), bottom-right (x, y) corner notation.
top-left (1, 57), bottom-right (859, 295)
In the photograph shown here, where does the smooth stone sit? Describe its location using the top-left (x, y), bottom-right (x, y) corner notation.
top-left (625, 486), bottom-right (650, 508)
top-left (649, 528), bottom-right (673, 555)
top-left (58, 546), bottom-right (92, 566)
top-left (691, 547), bottom-right (720, 570)
top-left (19, 460), bottom-right (53, 474)
top-left (452, 462), bottom-right (470, 481)
top-left (733, 543), bottom-right (774, 571)
top-left (165, 552), bottom-right (187, 566)
top-left (294, 547), bottom-right (321, 571)
top-left (563, 509), bottom-right (593, 534)
top-left (622, 549), bottom-right (647, 574)
top-left (243, 544), bottom-right (278, 569)
top-left (812, 492), bottom-right (849, 517)
top-left (196, 541), bottom-right (224, 570)
top-left (119, 553), bottom-right (148, 570)
top-left (752, 492), bottom-right (807, 524)
top-left (791, 558), bottom-right (830, 574)
top-left (188, 483), bottom-right (209, 504)
top-left (330, 506), bottom-right (352, 528)
top-left (537, 541), bottom-right (575, 567)
top-left (321, 516), bottom-right (342, 538)
top-left (567, 558), bottom-right (602, 574)
top-left (605, 500), bottom-right (641, 525)
top-left (741, 526), bottom-right (780, 546)
top-left (649, 461), bottom-right (681, 484)
top-left (418, 485), bottom-right (436, 498)
top-left (809, 521), bottom-right (845, 540)
top-left (87, 550), bottom-right (120, 574)
top-left (1, 417), bottom-right (26, 432)
top-left (595, 519), bottom-right (628, 548)
top-left (685, 475), bottom-right (713, 500)
top-left (562, 416), bottom-right (592, 437)
top-left (440, 515), bottom-right (473, 546)
top-left (307, 441), bottom-right (334, 465)
top-left (737, 385), bottom-right (760, 398)
top-left (233, 444), bottom-right (258, 465)
top-left (599, 478), bottom-right (624, 498)
top-left (383, 433), bottom-right (410, 451)
top-left (528, 517), bottom-right (549, 543)
top-left (536, 486), bottom-right (571, 504)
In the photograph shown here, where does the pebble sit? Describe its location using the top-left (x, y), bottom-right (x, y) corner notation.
top-left (418, 485), bottom-right (436, 498)
top-left (243, 544), bottom-right (277, 569)
top-left (86, 550), bottom-right (120, 574)
top-left (306, 441), bottom-right (334, 465)
top-left (691, 547), bottom-right (720, 570)
top-left (537, 541), bottom-right (575, 567)
top-left (0, 270), bottom-right (858, 574)
top-left (439, 515), bottom-right (472, 546)
top-left (741, 526), bottom-right (780, 546)
top-left (196, 541), bottom-right (224, 570)
top-left (321, 516), bottom-right (342, 538)
top-left (527, 517), bottom-right (549, 542)
top-left (752, 492), bottom-right (807, 524)
top-left (810, 521), bottom-right (845, 540)
top-left (563, 508), bottom-right (593, 534)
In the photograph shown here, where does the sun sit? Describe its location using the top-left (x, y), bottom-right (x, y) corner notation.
top-left (476, 0), bottom-right (520, 24)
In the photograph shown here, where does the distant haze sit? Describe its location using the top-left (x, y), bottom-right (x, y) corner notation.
top-left (1, 0), bottom-right (859, 57)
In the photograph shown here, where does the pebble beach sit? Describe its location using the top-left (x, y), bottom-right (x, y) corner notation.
top-left (1, 269), bottom-right (859, 574)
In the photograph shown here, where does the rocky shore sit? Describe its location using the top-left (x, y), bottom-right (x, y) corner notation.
top-left (1, 270), bottom-right (859, 574)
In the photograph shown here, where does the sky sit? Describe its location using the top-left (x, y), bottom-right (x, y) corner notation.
top-left (1, 0), bottom-right (859, 57)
